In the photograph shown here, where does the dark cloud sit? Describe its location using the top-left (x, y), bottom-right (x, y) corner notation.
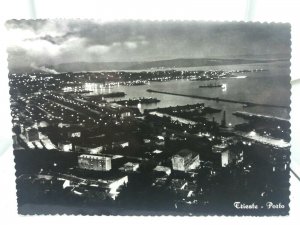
top-left (6, 19), bottom-right (48, 32)
top-left (6, 20), bottom-right (291, 71)
top-left (25, 33), bottom-right (73, 45)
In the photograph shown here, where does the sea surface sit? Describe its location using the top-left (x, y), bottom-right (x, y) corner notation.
top-left (82, 60), bottom-right (291, 126)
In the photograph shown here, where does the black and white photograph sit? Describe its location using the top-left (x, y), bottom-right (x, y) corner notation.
top-left (6, 20), bottom-right (291, 216)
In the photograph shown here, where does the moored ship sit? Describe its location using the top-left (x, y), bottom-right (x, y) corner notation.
top-left (199, 82), bottom-right (222, 88)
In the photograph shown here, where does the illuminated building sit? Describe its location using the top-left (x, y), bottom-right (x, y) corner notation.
top-left (153, 165), bottom-right (171, 176)
top-left (120, 111), bottom-right (131, 119)
top-left (68, 131), bottom-right (81, 138)
top-left (212, 143), bottom-right (228, 153)
top-left (58, 141), bottom-right (72, 152)
top-left (75, 145), bottom-right (103, 154)
top-left (221, 150), bottom-right (236, 167)
top-left (112, 141), bottom-right (129, 149)
top-left (78, 154), bottom-right (112, 171)
top-left (171, 149), bottom-right (200, 172)
top-left (119, 162), bottom-right (140, 172)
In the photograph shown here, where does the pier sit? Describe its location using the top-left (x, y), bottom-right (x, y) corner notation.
top-left (146, 89), bottom-right (289, 109)
top-left (233, 111), bottom-right (289, 122)
top-left (85, 92), bottom-right (126, 98)
top-left (111, 97), bottom-right (160, 106)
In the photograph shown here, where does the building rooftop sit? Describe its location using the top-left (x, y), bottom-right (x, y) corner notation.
top-left (175, 149), bottom-right (197, 158)
top-left (153, 166), bottom-right (171, 175)
top-left (75, 143), bottom-right (103, 148)
top-left (124, 162), bottom-right (139, 167)
top-left (153, 149), bottom-right (163, 154)
top-left (213, 143), bottom-right (228, 149)
top-left (78, 154), bottom-right (110, 160)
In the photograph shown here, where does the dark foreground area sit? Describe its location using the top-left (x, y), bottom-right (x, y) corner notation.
top-left (14, 150), bottom-right (290, 216)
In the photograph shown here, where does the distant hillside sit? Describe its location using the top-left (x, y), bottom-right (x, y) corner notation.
top-left (55, 58), bottom-right (282, 72)
top-left (9, 57), bottom-right (288, 74)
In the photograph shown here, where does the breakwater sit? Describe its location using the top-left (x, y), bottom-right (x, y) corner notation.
top-left (146, 89), bottom-right (289, 109)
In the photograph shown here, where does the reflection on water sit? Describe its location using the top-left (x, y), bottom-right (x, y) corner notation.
top-left (84, 83), bottom-right (114, 95)
top-left (81, 61), bottom-right (290, 126)
top-left (222, 83), bottom-right (227, 92)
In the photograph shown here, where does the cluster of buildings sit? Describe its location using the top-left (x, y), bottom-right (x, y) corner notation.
top-left (10, 71), bottom-right (290, 210)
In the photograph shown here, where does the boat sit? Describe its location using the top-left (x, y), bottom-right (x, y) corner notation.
top-left (199, 81), bottom-right (222, 88)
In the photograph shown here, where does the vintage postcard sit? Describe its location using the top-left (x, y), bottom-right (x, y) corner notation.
top-left (6, 20), bottom-right (291, 216)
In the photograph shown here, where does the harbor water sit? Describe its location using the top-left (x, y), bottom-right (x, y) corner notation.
top-left (82, 61), bottom-right (290, 126)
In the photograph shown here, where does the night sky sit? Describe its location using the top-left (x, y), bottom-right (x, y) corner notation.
top-left (6, 20), bottom-right (290, 72)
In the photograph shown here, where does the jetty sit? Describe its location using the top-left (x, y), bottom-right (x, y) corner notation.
top-left (146, 89), bottom-right (289, 109)
top-left (112, 97), bottom-right (160, 106)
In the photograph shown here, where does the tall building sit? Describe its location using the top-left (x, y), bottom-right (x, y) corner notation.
top-left (219, 110), bottom-right (234, 132)
top-left (171, 149), bottom-right (200, 172)
top-left (221, 150), bottom-right (236, 167)
top-left (221, 111), bottom-right (227, 127)
top-left (212, 143), bottom-right (228, 153)
top-left (78, 154), bottom-right (112, 171)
